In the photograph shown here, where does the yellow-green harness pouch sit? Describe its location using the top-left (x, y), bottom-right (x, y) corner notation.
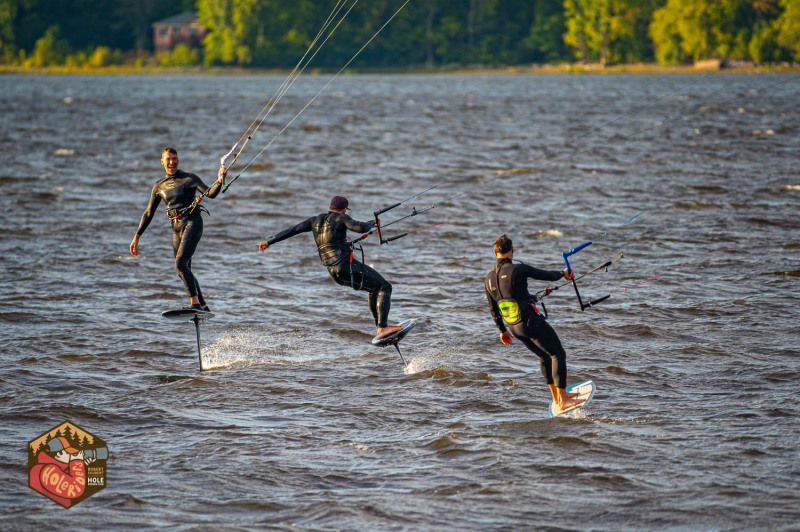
top-left (497, 299), bottom-right (522, 325)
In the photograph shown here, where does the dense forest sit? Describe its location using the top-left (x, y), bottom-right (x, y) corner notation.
top-left (1, 0), bottom-right (798, 68)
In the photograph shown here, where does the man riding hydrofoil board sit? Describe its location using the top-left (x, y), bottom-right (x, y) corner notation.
top-left (258, 195), bottom-right (403, 339)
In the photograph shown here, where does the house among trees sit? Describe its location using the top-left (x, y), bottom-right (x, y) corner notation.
top-left (152, 12), bottom-right (207, 52)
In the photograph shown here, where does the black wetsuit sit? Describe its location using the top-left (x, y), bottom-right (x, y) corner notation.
top-left (485, 258), bottom-right (569, 388)
top-left (135, 170), bottom-right (222, 305)
top-left (267, 212), bottom-right (394, 327)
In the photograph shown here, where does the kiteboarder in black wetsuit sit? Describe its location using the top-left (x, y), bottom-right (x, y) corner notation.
top-left (484, 234), bottom-right (585, 414)
top-left (258, 195), bottom-right (403, 339)
top-left (130, 147), bottom-right (227, 311)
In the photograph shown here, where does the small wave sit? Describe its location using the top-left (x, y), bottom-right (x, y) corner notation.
top-left (495, 167), bottom-right (534, 176)
top-left (56, 353), bottom-right (97, 362)
top-left (605, 365), bottom-right (640, 377)
top-left (423, 432), bottom-right (475, 457)
top-left (242, 161), bottom-right (276, 171)
top-left (589, 473), bottom-right (633, 485)
top-left (104, 493), bottom-right (149, 508)
top-left (550, 435), bottom-right (591, 445)
top-left (766, 408), bottom-right (792, 417)
top-left (673, 200), bottom-right (713, 209)
top-left (600, 324), bottom-right (657, 338)
top-left (0, 311), bottom-right (42, 323)
top-left (406, 362), bottom-right (494, 386)
top-left (691, 184), bottom-right (726, 193)
top-left (741, 448), bottom-right (767, 456)
top-left (157, 374), bottom-right (194, 384)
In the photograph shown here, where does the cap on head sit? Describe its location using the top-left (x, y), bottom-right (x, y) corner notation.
top-left (47, 436), bottom-right (79, 454)
top-left (493, 234), bottom-right (513, 255)
top-left (329, 195), bottom-right (349, 211)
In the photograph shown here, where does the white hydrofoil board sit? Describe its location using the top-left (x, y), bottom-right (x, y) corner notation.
top-left (549, 380), bottom-right (595, 418)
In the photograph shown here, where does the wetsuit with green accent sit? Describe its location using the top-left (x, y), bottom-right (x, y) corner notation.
top-left (485, 258), bottom-right (569, 389)
top-left (267, 212), bottom-right (394, 327)
top-left (135, 170), bottom-right (222, 306)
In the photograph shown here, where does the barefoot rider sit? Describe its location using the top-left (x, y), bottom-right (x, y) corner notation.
top-left (258, 195), bottom-right (403, 339)
top-left (484, 234), bottom-right (585, 413)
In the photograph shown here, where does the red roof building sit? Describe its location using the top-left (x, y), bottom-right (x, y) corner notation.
top-left (152, 12), bottom-right (207, 52)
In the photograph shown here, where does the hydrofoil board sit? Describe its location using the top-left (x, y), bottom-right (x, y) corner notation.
top-left (372, 320), bottom-right (415, 347)
top-left (549, 380), bottom-right (595, 418)
top-left (161, 308), bottom-right (215, 321)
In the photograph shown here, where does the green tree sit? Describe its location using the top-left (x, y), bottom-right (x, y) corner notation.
top-left (0, 0), bottom-right (17, 62)
top-left (470, 0), bottom-right (540, 66)
top-left (650, 0), bottom-right (687, 63)
top-left (650, 0), bottom-right (791, 64)
top-left (564, 0), bottom-right (600, 63)
top-left (199, 0), bottom-right (257, 66)
top-left (157, 42), bottom-right (200, 66)
top-left (650, 0), bottom-right (734, 63)
top-left (609, 0), bottom-right (662, 63)
top-left (27, 24), bottom-right (68, 66)
top-left (776, 0), bottom-right (800, 60)
top-left (523, 0), bottom-right (568, 63)
top-left (563, 0), bottom-right (653, 65)
top-left (87, 45), bottom-right (124, 67)
top-left (749, 20), bottom-right (779, 63)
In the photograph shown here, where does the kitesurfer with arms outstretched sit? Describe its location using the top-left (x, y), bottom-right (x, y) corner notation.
top-left (130, 147), bottom-right (227, 311)
top-left (484, 234), bottom-right (585, 414)
top-left (258, 195), bottom-right (403, 339)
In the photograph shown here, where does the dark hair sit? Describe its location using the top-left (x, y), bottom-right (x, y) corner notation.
top-left (493, 234), bottom-right (513, 254)
top-left (162, 147), bottom-right (178, 157)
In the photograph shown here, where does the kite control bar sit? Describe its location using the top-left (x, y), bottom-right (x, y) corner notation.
top-left (562, 241), bottom-right (611, 311)
top-left (373, 202), bottom-right (405, 245)
top-left (353, 185), bottom-right (439, 246)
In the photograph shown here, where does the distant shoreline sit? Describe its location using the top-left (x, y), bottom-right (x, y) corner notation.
top-left (2, 61), bottom-right (797, 75)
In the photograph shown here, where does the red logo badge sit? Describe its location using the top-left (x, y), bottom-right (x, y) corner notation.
top-left (28, 421), bottom-right (108, 508)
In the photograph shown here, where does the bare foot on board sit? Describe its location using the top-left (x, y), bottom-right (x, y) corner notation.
top-left (555, 396), bottom-right (586, 414)
top-left (377, 324), bottom-right (403, 339)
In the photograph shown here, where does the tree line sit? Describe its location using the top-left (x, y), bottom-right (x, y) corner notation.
top-left (2, 0), bottom-right (798, 69)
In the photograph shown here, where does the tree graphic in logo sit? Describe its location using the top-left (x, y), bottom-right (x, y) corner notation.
top-left (28, 421), bottom-right (109, 508)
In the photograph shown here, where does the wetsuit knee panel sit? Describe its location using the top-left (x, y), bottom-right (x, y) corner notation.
top-left (174, 258), bottom-right (191, 272)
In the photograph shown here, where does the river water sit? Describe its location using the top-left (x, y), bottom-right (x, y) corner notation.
top-left (1, 72), bottom-right (798, 529)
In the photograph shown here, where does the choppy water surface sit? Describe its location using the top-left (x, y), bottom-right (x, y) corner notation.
top-left (1, 72), bottom-right (798, 529)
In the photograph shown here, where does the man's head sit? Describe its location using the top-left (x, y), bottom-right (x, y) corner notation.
top-left (493, 234), bottom-right (513, 258)
top-left (161, 147), bottom-right (179, 175)
top-left (46, 436), bottom-right (80, 463)
top-left (329, 195), bottom-right (349, 213)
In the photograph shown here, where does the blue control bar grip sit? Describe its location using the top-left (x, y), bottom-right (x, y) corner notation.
top-left (562, 241), bottom-right (592, 270)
